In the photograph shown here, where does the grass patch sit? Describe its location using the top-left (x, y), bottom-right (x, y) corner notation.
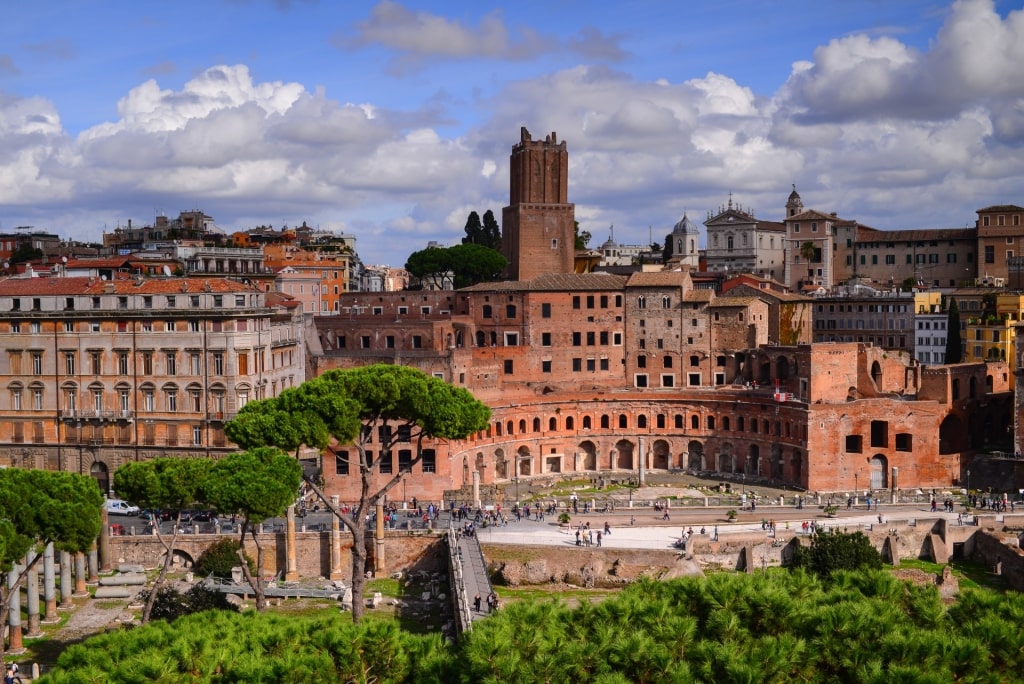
top-left (896, 558), bottom-right (1001, 591)
top-left (365, 577), bottom-right (400, 597)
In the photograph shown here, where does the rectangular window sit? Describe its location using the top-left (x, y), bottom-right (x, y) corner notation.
top-left (213, 352), bottom-right (223, 374)
top-left (586, 331), bottom-right (595, 345)
top-left (600, 358), bottom-right (609, 371)
top-left (168, 391), bottom-right (178, 412)
top-left (64, 351), bottom-right (75, 375)
top-left (541, 360), bottom-right (552, 373)
top-left (572, 296), bottom-right (580, 310)
top-left (193, 425), bottom-right (203, 445)
top-left (118, 352), bottom-right (129, 375)
top-left (422, 449), bottom-right (436, 473)
top-left (379, 451), bottom-right (393, 474)
top-left (335, 451), bottom-right (349, 475)
top-left (398, 449), bottom-right (413, 473)
top-left (503, 359), bottom-right (513, 375)
top-left (541, 332), bottom-right (552, 346)
top-left (572, 332), bottom-right (582, 346)
top-left (541, 303), bottom-right (552, 318)
top-left (32, 352), bottom-right (42, 375)
top-left (411, 336), bottom-right (422, 349)
top-left (572, 358), bottom-right (582, 372)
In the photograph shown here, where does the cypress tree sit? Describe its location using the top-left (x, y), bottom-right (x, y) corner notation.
top-left (945, 298), bottom-right (962, 363)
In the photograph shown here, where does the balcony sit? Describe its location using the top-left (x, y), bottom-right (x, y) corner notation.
top-left (60, 409), bottom-right (135, 422)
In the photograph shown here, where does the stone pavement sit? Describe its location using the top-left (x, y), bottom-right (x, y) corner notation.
top-left (456, 534), bottom-right (495, 622)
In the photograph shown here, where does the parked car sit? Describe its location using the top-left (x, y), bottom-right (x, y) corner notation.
top-left (105, 499), bottom-right (140, 516)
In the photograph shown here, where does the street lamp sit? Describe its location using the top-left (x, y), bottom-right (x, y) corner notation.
top-left (855, 472), bottom-right (859, 496)
top-left (966, 469), bottom-right (971, 494)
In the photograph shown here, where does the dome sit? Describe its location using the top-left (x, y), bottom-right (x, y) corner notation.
top-left (672, 212), bottom-right (699, 235)
top-left (601, 235), bottom-right (617, 249)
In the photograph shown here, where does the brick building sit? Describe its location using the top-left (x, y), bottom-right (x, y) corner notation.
top-left (0, 275), bottom-right (304, 494)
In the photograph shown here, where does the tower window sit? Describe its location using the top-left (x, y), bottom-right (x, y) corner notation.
top-left (551, 239), bottom-right (558, 249)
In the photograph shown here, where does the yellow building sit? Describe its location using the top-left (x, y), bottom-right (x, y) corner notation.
top-left (964, 293), bottom-right (1024, 371)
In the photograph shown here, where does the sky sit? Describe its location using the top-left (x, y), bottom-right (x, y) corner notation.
top-left (1, 0), bottom-right (1023, 268)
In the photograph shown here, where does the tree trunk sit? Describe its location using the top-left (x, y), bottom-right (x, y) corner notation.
top-left (235, 521), bottom-right (267, 611)
top-left (142, 518), bottom-right (183, 624)
top-left (349, 520), bottom-right (367, 623)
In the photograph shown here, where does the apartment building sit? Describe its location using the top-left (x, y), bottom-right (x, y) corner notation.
top-left (0, 275), bottom-right (304, 493)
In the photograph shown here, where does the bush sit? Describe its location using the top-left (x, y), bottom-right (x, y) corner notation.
top-left (194, 538), bottom-right (255, 578)
top-left (789, 529), bottom-right (882, 578)
top-left (141, 584), bottom-right (236, 622)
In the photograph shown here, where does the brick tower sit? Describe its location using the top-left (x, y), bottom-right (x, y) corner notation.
top-left (502, 127), bottom-right (576, 281)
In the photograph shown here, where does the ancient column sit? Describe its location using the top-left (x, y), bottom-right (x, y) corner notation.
top-left (73, 552), bottom-right (89, 597)
top-left (329, 496), bottom-right (344, 580)
top-left (7, 566), bottom-right (24, 653)
top-left (99, 507), bottom-right (111, 572)
top-left (25, 550), bottom-right (41, 637)
top-left (42, 543), bottom-right (58, 623)
top-left (87, 545), bottom-right (99, 583)
top-left (891, 466), bottom-right (899, 504)
top-left (472, 470), bottom-right (481, 509)
top-left (58, 551), bottom-right (73, 609)
top-left (285, 505), bottom-right (298, 581)
top-left (638, 437), bottom-right (646, 486)
top-left (374, 502), bottom-right (386, 574)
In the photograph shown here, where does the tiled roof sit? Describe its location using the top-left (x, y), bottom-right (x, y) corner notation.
top-left (683, 290), bottom-right (714, 302)
top-left (856, 226), bottom-right (975, 242)
top-left (0, 276), bottom-right (258, 296)
top-left (977, 205), bottom-right (1024, 213)
top-left (787, 210), bottom-right (844, 222)
top-left (460, 273), bottom-right (629, 293)
top-left (709, 296), bottom-right (758, 307)
top-left (625, 271), bottom-right (689, 287)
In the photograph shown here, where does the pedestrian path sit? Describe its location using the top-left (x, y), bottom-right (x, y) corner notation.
top-left (456, 533), bottom-right (495, 623)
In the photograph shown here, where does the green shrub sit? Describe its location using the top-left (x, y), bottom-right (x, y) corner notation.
top-left (141, 584), bottom-right (236, 622)
top-left (194, 538), bottom-right (255, 578)
top-left (789, 529), bottom-right (882, 578)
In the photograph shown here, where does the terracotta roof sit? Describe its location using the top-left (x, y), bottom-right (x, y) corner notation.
top-left (460, 273), bottom-right (628, 293)
top-left (787, 210), bottom-right (844, 222)
top-left (64, 257), bottom-right (135, 269)
top-left (0, 276), bottom-right (258, 296)
top-left (977, 205), bottom-right (1024, 213)
top-left (756, 220), bottom-right (785, 233)
top-left (683, 290), bottom-right (714, 302)
top-left (709, 296), bottom-right (759, 307)
top-left (625, 271), bottom-right (689, 287)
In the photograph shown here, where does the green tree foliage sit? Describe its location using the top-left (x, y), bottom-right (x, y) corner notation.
top-left (0, 468), bottom-right (103, 666)
top-left (574, 221), bottom-right (591, 250)
top-left (194, 538), bottom-right (256, 578)
top-left (9, 243), bottom-right (42, 265)
top-left (226, 364), bottom-right (490, 623)
top-left (114, 458), bottom-right (212, 622)
top-left (462, 210), bottom-right (502, 251)
top-left (203, 447), bottom-right (303, 611)
top-left (46, 570), bottom-right (1024, 682)
top-left (945, 297), bottom-right (963, 363)
top-left (405, 243), bottom-right (506, 289)
top-left (789, 529), bottom-right (883, 578)
top-left (140, 584), bottom-right (236, 623)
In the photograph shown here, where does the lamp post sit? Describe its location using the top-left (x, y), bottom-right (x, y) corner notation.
top-left (855, 472), bottom-right (859, 496)
top-left (967, 469), bottom-right (971, 494)
top-left (402, 478), bottom-right (407, 509)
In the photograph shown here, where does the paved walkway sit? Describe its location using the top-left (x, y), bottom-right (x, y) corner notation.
top-left (456, 534), bottom-right (495, 622)
top-left (470, 504), bottom-right (971, 550)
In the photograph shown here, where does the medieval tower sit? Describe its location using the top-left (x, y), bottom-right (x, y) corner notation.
top-left (502, 127), bottom-right (576, 281)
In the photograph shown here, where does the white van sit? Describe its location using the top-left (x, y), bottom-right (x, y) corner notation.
top-left (105, 499), bottom-right (140, 516)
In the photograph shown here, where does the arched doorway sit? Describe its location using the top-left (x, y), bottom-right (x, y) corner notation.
top-left (517, 445), bottom-right (532, 476)
top-left (871, 361), bottom-right (882, 388)
top-left (90, 461), bottom-right (110, 497)
top-left (791, 449), bottom-right (803, 484)
top-left (939, 414), bottom-right (967, 454)
top-left (652, 440), bottom-right (670, 470)
top-left (870, 455), bottom-right (888, 489)
top-left (770, 444), bottom-right (783, 479)
top-left (776, 356), bottom-right (790, 381)
top-left (687, 441), bottom-right (704, 470)
top-left (615, 439), bottom-right (634, 470)
top-left (578, 441), bottom-right (597, 471)
top-left (747, 445), bottom-right (760, 476)
top-left (495, 448), bottom-right (507, 479)
top-left (718, 443), bottom-right (734, 473)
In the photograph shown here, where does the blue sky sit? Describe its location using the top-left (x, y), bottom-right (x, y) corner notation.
top-left (1, 0), bottom-right (1022, 268)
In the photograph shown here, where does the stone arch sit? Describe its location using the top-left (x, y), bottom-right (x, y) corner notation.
top-left (90, 460), bottom-right (110, 497)
top-left (516, 445), bottom-right (533, 476)
top-left (519, 419), bottom-right (527, 434)
top-left (871, 360), bottom-right (882, 388)
top-left (565, 416), bottom-right (575, 430)
top-left (475, 331), bottom-right (485, 347)
top-left (747, 444), bottom-right (760, 476)
top-left (869, 455), bottom-right (888, 489)
top-left (548, 416), bottom-right (557, 431)
top-left (578, 440), bottom-right (598, 470)
top-left (532, 417), bottom-right (540, 433)
top-left (770, 443), bottom-right (783, 479)
top-left (495, 448), bottom-right (508, 479)
top-left (718, 443), bottom-right (734, 473)
top-left (158, 548), bottom-right (195, 569)
top-left (687, 441), bottom-right (704, 470)
top-left (758, 358), bottom-right (771, 384)
top-left (791, 449), bottom-right (803, 484)
top-left (777, 356), bottom-right (791, 381)
top-left (939, 413), bottom-right (967, 454)
top-left (583, 415), bottom-right (592, 430)
top-left (614, 439), bottom-right (634, 470)
top-left (652, 439), bottom-right (670, 470)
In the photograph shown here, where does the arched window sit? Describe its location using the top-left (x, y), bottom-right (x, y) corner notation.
top-left (637, 415), bottom-right (647, 428)
top-left (601, 415), bottom-right (610, 429)
top-left (618, 414), bottom-right (628, 429)
top-left (475, 331), bottom-right (485, 347)
top-left (723, 416), bottom-right (730, 431)
top-left (674, 414), bottom-right (684, 429)
top-left (706, 416), bottom-right (716, 430)
top-left (519, 419), bottom-right (527, 434)
top-left (506, 420), bottom-right (514, 435)
top-left (737, 416), bottom-right (745, 431)
top-left (691, 415), bottom-right (699, 429)
top-left (582, 416), bottom-right (592, 430)
top-left (548, 417), bottom-right (557, 431)
top-left (565, 416), bottom-right (574, 430)
top-left (533, 417), bottom-right (541, 432)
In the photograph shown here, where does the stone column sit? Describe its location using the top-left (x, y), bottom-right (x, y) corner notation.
top-left (73, 552), bottom-right (89, 597)
top-left (59, 551), bottom-right (73, 609)
top-left (374, 502), bottom-right (386, 574)
top-left (638, 437), bottom-right (646, 486)
top-left (99, 507), bottom-right (111, 572)
top-left (472, 470), bottom-right (481, 509)
top-left (7, 566), bottom-right (24, 653)
top-left (87, 545), bottom-right (99, 583)
top-left (329, 496), bottom-right (344, 580)
top-left (25, 550), bottom-right (41, 637)
top-left (43, 543), bottom-right (59, 623)
top-left (285, 505), bottom-right (298, 581)
top-left (891, 466), bottom-right (899, 504)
